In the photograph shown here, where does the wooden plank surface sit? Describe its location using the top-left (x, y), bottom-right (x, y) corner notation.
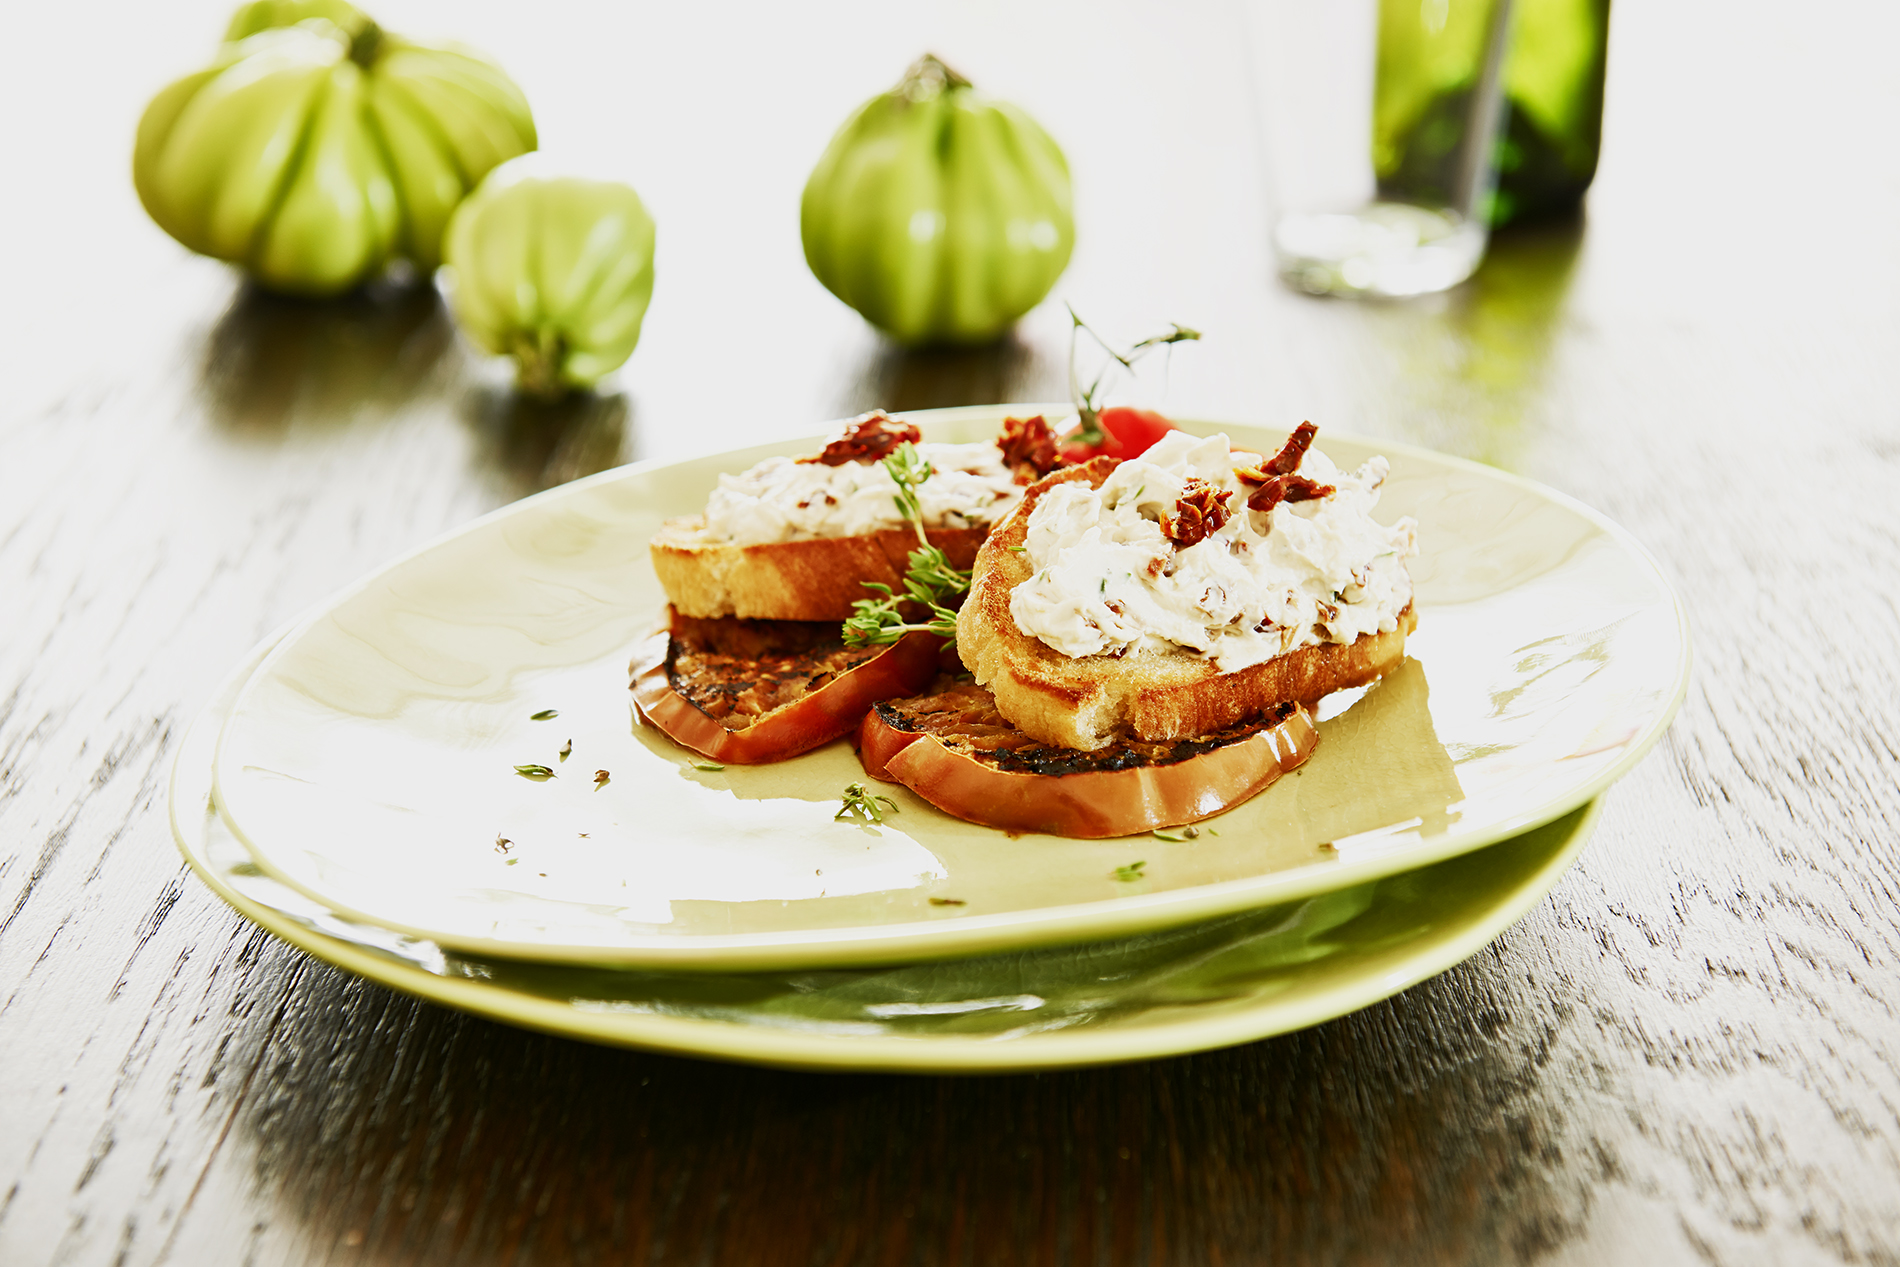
top-left (3, 1), bottom-right (1898, 1263)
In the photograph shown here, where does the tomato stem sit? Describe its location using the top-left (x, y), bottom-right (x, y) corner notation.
top-left (1064, 306), bottom-right (1202, 449)
top-left (348, 20), bottom-right (384, 68)
top-left (511, 330), bottom-right (569, 399)
top-left (897, 53), bottom-right (972, 102)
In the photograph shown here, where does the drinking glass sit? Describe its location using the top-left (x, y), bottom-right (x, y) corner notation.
top-left (1249, 0), bottom-right (1515, 298)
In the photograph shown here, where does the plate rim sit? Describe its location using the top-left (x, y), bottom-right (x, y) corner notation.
top-left (173, 637), bottom-right (1603, 1073)
top-left (208, 404), bottom-right (1689, 970)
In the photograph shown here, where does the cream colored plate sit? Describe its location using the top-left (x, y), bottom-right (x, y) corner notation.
top-left (175, 634), bottom-right (1600, 1073)
top-left (210, 405), bottom-right (1688, 970)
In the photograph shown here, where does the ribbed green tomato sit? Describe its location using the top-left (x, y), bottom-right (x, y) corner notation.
top-left (801, 55), bottom-right (1074, 347)
top-left (442, 162), bottom-right (657, 398)
top-left (133, 1), bottom-right (534, 297)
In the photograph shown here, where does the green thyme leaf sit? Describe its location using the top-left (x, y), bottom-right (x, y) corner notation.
top-left (514, 764), bottom-right (556, 779)
top-left (690, 760), bottom-right (725, 772)
top-left (1112, 860), bottom-right (1148, 881)
top-left (530, 709), bottom-right (559, 721)
top-left (559, 738), bottom-right (572, 761)
top-left (883, 441), bottom-right (936, 542)
top-left (836, 781), bottom-right (900, 825)
top-left (1151, 830), bottom-right (1189, 843)
top-left (840, 446), bottom-right (973, 649)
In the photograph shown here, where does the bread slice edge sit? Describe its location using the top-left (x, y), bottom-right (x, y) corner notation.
top-left (651, 517), bottom-right (988, 622)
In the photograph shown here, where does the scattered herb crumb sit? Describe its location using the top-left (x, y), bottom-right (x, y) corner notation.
top-left (1207, 827), bottom-right (1220, 836)
top-left (504, 858), bottom-right (518, 866)
top-left (837, 781), bottom-right (899, 825)
top-left (1183, 825), bottom-right (1200, 839)
top-left (494, 835), bottom-right (513, 854)
top-left (929, 897), bottom-right (967, 907)
top-left (1113, 860), bottom-right (1148, 881)
top-left (530, 709), bottom-right (559, 721)
top-left (514, 764), bottom-right (556, 780)
top-left (1151, 829), bottom-right (1190, 843)
top-left (689, 759), bottom-right (725, 772)
top-left (594, 769), bottom-right (611, 788)
top-left (559, 738), bottom-right (572, 761)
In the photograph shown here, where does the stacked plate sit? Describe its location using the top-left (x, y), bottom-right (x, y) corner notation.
top-left (170, 406), bottom-right (1689, 1073)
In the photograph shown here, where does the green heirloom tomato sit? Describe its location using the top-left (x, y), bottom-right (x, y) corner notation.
top-left (801, 55), bottom-right (1073, 347)
top-left (224, 0), bottom-right (370, 43)
top-left (443, 163), bottom-right (657, 398)
top-left (133, 2), bottom-right (535, 297)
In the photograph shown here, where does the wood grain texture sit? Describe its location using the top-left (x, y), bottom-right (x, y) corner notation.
top-left (4, 1), bottom-right (1900, 1263)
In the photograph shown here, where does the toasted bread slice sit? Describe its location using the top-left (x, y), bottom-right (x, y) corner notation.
top-left (651, 519), bottom-right (987, 622)
top-left (958, 458), bottom-right (1416, 750)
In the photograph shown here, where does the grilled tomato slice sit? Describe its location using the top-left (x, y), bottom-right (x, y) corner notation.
top-left (857, 676), bottom-right (1318, 838)
top-left (631, 609), bottom-right (942, 764)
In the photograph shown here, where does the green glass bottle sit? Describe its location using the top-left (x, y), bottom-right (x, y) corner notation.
top-left (1491, 0), bottom-right (1609, 225)
top-left (1375, 0), bottom-right (1610, 229)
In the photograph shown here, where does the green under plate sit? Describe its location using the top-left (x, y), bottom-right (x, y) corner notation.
top-left (174, 635), bottom-right (1600, 1074)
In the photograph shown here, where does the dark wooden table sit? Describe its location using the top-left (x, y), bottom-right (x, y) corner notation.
top-left (6, 2), bottom-right (1899, 1263)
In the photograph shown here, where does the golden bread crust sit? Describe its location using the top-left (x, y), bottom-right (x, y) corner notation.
top-left (650, 517), bottom-right (988, 622)
top-left (957, 458), bottom-right (1416, 750)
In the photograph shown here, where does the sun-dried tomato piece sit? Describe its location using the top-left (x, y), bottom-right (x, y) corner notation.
top-left (1235, 421), bottom-right (1320, 483)
top-left (798, 412), bottom-right (923, 466)
top-left (1267, 421), bottom-right (1319, 475)
top-left (997, 414), bottom-right (1061, 483)
top-left (1245, 474), bottom-right (1335, 514)
top-left (1233, 421), bottom-right (1332, 513)
top-left (1160, 479), bottom-right (1233, 547)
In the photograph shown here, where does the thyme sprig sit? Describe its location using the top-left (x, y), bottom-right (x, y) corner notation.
top-left (883, 440), bottom-right (934, 544)
top-left (836, 781), bottom-right (900, 825)
top-left (841, 442), bottom-right (972, 648)
top-left (1065, 306), bottom-right (1202, 449)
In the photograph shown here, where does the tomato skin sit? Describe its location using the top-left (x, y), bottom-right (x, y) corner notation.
top-left (855, 703), bottom-right (1319, 838)
top-left (856, 709), bottom-right (923, 781)
top-left (1060, 407), bottom-right (1177, 464)
top-left (631, 627), bottom-right (942, 764)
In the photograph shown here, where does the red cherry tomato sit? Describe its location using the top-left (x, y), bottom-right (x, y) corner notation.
top-left (1060, 407), bottom-right (1178, 463)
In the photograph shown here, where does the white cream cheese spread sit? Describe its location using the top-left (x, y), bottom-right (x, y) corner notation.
top-left (701, 442), bottom-right (1022, 544)
top-left (1008, 431), bottom-right (1417, 672)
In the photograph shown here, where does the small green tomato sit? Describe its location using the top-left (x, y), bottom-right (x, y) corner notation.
top-left (801, 54), bottom-right (1074, 347)
top-left (443, 162), bottom-right (657, 397)
top-left (133, 0), bottom-right (535, 296)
